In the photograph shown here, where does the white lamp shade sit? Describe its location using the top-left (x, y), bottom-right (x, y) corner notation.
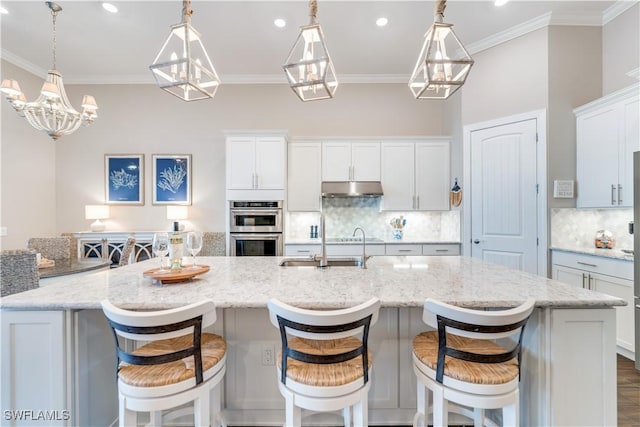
top-left (167, 205), bottom-right (188, 220)
top-left (85, 205), bottom-right (110, 220)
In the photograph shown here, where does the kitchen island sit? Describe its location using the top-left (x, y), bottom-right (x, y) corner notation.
top-left (1, 256), bottom-right (623, 426)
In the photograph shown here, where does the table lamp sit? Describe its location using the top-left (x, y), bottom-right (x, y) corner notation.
top-left (85, 205), bottom-right (110, 232)
top-left (166, 205), bottom-right (188, 231)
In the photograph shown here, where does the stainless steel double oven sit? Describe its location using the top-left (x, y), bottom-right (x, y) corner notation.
top-left (229, 201), bottom-right (283, 256)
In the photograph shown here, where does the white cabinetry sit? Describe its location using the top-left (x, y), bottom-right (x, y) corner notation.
top-left (322, 141), bottom-right (380, 182)
top-left (287, 141), bottom-right (322, 211)
top-left (381, 140), bottom-right (450, 211)
top-left (575, 84), bottom-right (639, 208)
top-left (551, 250), bottom-right (635, 358)
top-left (226, 135), bottom-right (287, 199)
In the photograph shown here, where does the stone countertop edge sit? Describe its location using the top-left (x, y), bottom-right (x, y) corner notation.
top-left (286, 239), bottom-right (461, 245)
top-left (0, 256), bottom-right (624, 311)
top-left (550, 246), bottom-right (633, 262)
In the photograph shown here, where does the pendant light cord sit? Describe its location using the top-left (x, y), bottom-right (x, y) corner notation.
top-left (309, 0), bottom-right (318, 24)
top-left (182, 0), bottom-right (193, 24)
top-left (51, 8), bottom-right (58, 70)
top-left (434, 0), bottom-right (446, 21)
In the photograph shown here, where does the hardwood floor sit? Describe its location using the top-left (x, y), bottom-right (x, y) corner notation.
top-left (618, 354), bottom-right (640, 427)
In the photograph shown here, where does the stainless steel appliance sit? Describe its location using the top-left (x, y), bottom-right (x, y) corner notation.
top-left (229, 201), bottom-right (283, 256)
top-left (634, 152), bottom-right (640, 369)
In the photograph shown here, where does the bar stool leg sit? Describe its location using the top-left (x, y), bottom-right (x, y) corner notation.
top-left (473, 408), bottom-right (485, 427)
top-left (194, 389), bottom-right (210, 427)
top-left (149, 410), bottom-right (162, 426)
top-left (353, 393), bottom-right (367, 427)
top-left (284, 394), bottom-right (301, 427)
top-left (503, 400), bottom-right (519, 427)
top-left (118, 395), bottom-right (136, 427)
top-left (432, 386), bottom-right (448, 427)
top-left (210, 384), bottom-right (222, 427)
top-left (343, 406), bottom-right (352, 426)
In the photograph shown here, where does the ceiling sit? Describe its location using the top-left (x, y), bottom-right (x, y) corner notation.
top-left (0, 1), bottom-right (626, 85)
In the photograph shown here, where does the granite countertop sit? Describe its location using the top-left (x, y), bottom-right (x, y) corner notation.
top-left (550, 245), bottom-right (633, 262)
top-left (39, 258), bottom-right (112, 279)
top-left (0, 256), bottom-right (623, 311)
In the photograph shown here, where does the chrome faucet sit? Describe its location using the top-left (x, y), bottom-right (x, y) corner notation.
top-left (352, 227), bottom-right (369, 269)
top-left (315, 213), bottom-right (328, 268)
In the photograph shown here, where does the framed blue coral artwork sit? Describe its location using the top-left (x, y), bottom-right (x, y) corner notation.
top-left (152, 154), bottom-right (192, 205)
top-left (105, 154), bottom-right (144, 205)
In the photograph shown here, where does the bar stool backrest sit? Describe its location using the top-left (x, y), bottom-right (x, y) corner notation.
top-left (422, 298), bottom-right (535, 383)
top-left (268, 298), bottom-right (381, 385)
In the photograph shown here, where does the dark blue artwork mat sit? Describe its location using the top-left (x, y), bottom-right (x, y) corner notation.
top-left (107, 157), bottom-right (142, 202)
top-left (154, 157), bottom-right (189, 203)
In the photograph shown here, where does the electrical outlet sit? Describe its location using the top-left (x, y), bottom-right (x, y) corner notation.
top-left (0, 227), bottom-right (7, 236)
top-left (261, 344), bottom-right (275, 366)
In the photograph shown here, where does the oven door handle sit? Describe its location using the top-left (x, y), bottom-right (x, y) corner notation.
top-left (231, 233), bottom-right (283, 239)
top-left (231, 209), bottom-right (282, 215)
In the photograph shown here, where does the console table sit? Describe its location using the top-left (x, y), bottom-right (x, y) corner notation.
top-left (71, 232), bottom-right (156, 266)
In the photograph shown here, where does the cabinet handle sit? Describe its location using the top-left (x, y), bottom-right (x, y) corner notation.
top-left (416, 195), bottom-right (420, 210)
top-left (611, 184), bottom-right (616, 205)
top-left (435, 249), bottom-right (449, 252)
top-left (297, 250), bottom-right (311, 253)
top-left (618, 184), bottom-right (622, 205)
top-left (398, 249), bottom-right (413, 252)
top-left (577, 261), bottom-right (597, 268)
top-left (588, 274), bottom-right (594, 290)
top-left (412, 195), bottom-right (416, 210)
top-left (582, 273), bottom-right (587, 289)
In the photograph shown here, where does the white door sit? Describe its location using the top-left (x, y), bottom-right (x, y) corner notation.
top-left (288, 142), bottom-right (321, 211)
top-left (380, 142), bottom-right (415, 210)
top-left (322, 142), bottom-right (351, 181)
top-left (255, 137), bottom-right (285, 189)
top-left (226, 137), bottom-right (255, 189)
top-left (470, 119), bottom-right (538, 273)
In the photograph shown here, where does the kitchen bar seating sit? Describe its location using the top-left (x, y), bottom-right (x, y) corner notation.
top-left (268, 298), bottom-right (381, 427)
top-left (412, 298), bottom-right (535, 427)
top-left (101, 299), bottom-right (227, 427)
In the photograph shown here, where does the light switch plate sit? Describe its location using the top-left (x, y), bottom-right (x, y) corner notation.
top-left (553, 180), bottom-right (574, 198)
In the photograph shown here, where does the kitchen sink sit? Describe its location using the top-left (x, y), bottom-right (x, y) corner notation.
top-left (279, 257), bottom-right (364, 267)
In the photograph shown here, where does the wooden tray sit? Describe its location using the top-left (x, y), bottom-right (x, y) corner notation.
top-left (38, 258), bottom-right (55, 269)
top-left (143, 265), bottom-right (210, 284)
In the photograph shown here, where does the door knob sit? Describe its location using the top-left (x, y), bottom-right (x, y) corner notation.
top-left (473, 239), bottom-right (481, 244)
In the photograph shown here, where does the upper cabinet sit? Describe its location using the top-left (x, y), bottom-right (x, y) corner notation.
top-left (322, 141), bottom-right (381, 181)
top-left (288, 141), bottom-right (322, 211)
top-left (381, 140), bottom-right (450, 211)
top-left (575, 84), bottom-right (639, 208)
top-left (226, 134), bottom-right (287, 200)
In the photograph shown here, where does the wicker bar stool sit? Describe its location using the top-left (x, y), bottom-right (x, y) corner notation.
top-left (118, 237), bottom-right (136, 266)
top-left (101, 299), bottom-right (227, 427)
top-left (412, 298), bottom-right (535, 427)
top-left (267, 298), bottom-right (380, 427)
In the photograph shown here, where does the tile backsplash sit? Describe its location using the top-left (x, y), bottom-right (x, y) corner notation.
top-left (551, 208), bottom-right (633, 249)
top-left (286, 198), bottom-right (460, 242)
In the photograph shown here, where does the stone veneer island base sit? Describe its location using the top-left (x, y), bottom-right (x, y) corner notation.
top-left (1, 256), bottom-right (623, 426)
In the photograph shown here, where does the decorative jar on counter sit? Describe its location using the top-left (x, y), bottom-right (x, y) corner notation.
top-left (594, 230), bottom-right (615, 249)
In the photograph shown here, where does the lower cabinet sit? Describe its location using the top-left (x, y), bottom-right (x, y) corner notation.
top-left (285, 243), bottom-right (460, 257)
top-left (551, 250), bottom-right (635, 358)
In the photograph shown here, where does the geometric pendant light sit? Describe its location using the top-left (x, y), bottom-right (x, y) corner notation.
top-left (149, 0), bottom-right (221, 101)
top-left (283, 0), bottom-right (338, 102)
top-left (409, 0), bottom-right (474, 100)
top-left (0, 2), bottom-right (98, 140)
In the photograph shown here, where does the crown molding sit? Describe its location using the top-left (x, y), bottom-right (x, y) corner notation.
top-left (1, 49), bottom-right (47, 79)
top-left (603, 0), bottom-right (639, 25)
top-left (465, 12), bottom-right (552, 55)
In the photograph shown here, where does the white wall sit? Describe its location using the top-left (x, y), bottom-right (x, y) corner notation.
top-left (0, 61), bottom-right (57, 250)
top-left (2, 76), bottom-right (443, 248)
top-left (603, 3), bottom-right (640, 95)
top-left (547, 25), bottom-right (602, 209)
top-left (461, 28), bottom-right (549, 126)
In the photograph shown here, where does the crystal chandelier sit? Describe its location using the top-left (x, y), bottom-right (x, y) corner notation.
top-left (283, 0), bottom-right (338, 102)
top-left (409, 0), bottom-right (474, 100)
top-left (0, 2), bottom-right (98, 140)
top-left (149, 0), bottom-right (221, 101)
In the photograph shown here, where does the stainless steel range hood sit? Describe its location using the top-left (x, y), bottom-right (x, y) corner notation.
top-left (321, 181), bottom-right (384, 197)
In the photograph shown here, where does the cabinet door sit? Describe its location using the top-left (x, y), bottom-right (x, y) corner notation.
top-left (255, 137), bottom-right (285, 189)
top-left (288, 142), bottom-right (321, 211)
top-left (351, 142), bottom-right (381, 181)
top-left (576, 106), bottom-right (620, 208)
top-left (591, 273), bottom-right (635, 353)
top-left (322, 142), bottom-right (351, 181)
top-left (415, 141), bottom-right (450, 211)
top-left (552, 264), bottom-right (586, 289)
top-left (380, 142), bottom-right (415, 210)
top-left (618, 97), bottom-right (639, 207)
top-left (226, 137), bottom-right (256, 189)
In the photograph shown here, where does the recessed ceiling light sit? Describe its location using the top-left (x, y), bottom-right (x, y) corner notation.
top-left (274, 18), bottom-right (286, 28)
top-left (0, 6), bottom-right (8, 14)
top-left (102, 2), bottom-right (118, 13)
top-left (376, 17), bottom-right (388, 27)
top-left (494, 0), bottom-right (510, 6)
